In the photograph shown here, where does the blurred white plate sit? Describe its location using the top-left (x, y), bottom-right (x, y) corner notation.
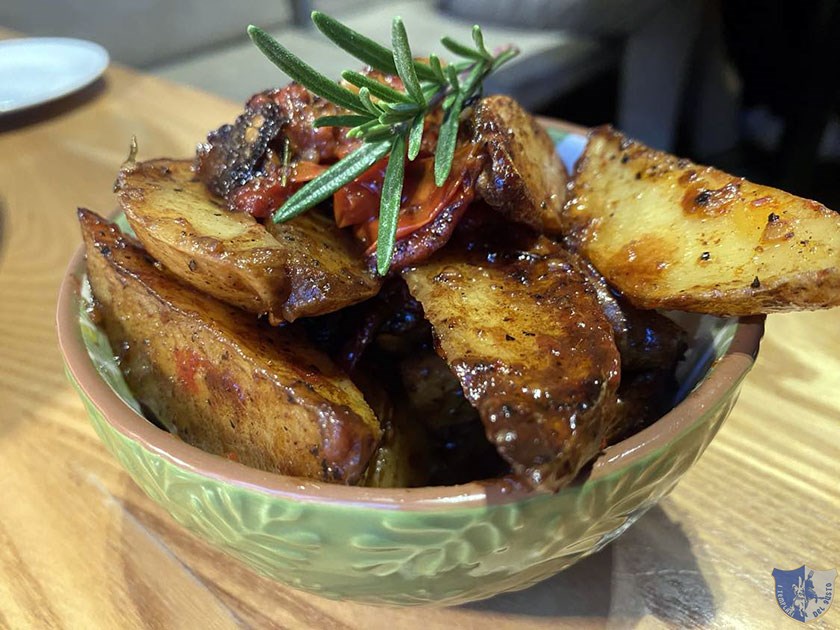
top-left (0, 38), bottom-right (109, 114)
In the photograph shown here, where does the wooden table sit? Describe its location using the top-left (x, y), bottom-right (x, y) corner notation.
top-left (1, 31), bottom-right (838, 629)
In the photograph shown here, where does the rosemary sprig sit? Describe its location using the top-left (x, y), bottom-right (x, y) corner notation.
top-left (271, 141), bottom-right (391, 223)
top-left (378, 134), bottom-right (407, 272)
top-left (247, 12), bottom-right (518, 275)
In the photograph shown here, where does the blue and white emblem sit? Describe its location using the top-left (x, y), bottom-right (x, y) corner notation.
top-left (772, 565), bottom-right (836, 623)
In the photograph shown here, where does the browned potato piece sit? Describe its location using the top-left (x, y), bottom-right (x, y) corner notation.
top-left (363, 403), bottom-right (430, 488)
top-left (116, 158), bottom-right (380, 323)
top-left (404, 236), bottom-right (620, 489)
top-left (264, 212), bottom-right (382, 320)
top-left (399, 351), bottom-right (478, 433)
top-left (576, 256), bottom-right (686, 371)
top-left (79, 208), bottom-right (380, 484)
top-left (471, 95), bottom-right (568, 234)
top-left (609, 369), bottom-right (678, 443)
top-left (116, 159), bottom-right (288, 319)
top-left (566, 126), bottom-right (840, 315)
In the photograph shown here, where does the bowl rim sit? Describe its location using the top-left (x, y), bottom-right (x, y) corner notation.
top-left (57, 241), bottom-right (765, 511)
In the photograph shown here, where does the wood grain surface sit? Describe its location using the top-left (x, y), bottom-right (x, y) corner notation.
top-left (0, 28), bottom-right (838, 629)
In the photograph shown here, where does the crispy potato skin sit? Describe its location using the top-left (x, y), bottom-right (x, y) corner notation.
top-left (400, 351), bottom-right (478, 433)
top-left (79, 208), bottom-right (380, 483)
top-left (404, 236), bottom-right (620, 489)
top-left (264, 212), bottom-right (382, 320)
top-left (116, 159), bottom-right (380, 323)
top-left (576, 256), bottom-right (686, 371)
top-left (116, 159), bottom-right (290, 319)
top-left (471, 95), bottom-right (568, 234)
top-left (565, 126), bottom-right (840, 315)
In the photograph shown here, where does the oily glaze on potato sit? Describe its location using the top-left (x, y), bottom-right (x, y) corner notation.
top-left (404, 234), bottom-right (620, 489)
top-left (565, 126), bottom-right (840, 315)
top-left (576, 256), bottom-right (687, 372)
top-left (264, 212), bottom-right (383, 320)
top-left (116, 159), bottom-right (289, 319)
top-left (116, 159), bottom-right (380, 323)
top-left (399, 351), bottom-right (478, 434)
top-left (471, 95), bottom-right (568, 234)
top-left (79, 208), bottom-right (380, 483)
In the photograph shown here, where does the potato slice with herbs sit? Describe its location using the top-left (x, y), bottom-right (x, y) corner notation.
top-left (116, 158), bottom-right (380, 323)
top-left (471, 95), bottom-right (568, 234)
top-left (404, 235), bottom-right (620, 489)
top-left (79, 208), bottom-right (380, 484)
top-left (565, 126), bottom-right (840, 315)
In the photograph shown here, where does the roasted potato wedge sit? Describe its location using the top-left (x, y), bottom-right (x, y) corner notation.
top-left (471, 95), bottom-right (568, 234)
top-left (362, 403), bottom-right (430, 488)
top-left (565, 126), bottom-right (840, 315)
top-left (576, 256), bottom-right (686, 371)
top-left (404, 235), bottom-right (620, 489)
top-left (264, 212), bottom-right (382, 320)
top-left (399, 351), bottom-right (478, 433)
top-left (609, 368), bottom-right (679, 443)
top-left (116, 159), bottom-right (289, 319)
top-left (79, 208), bottom-right (380, 484)
top-left (116, 159), bottom-right (380, 323)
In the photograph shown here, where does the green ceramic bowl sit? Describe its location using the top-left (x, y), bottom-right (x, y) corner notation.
top-left (57, 243), bottom-right (763, 606)
top-left (55, 129), bottom-right (764, 606)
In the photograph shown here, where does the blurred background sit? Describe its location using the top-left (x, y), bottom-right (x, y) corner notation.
top-left (3, 0), bottom-right (839, 203)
